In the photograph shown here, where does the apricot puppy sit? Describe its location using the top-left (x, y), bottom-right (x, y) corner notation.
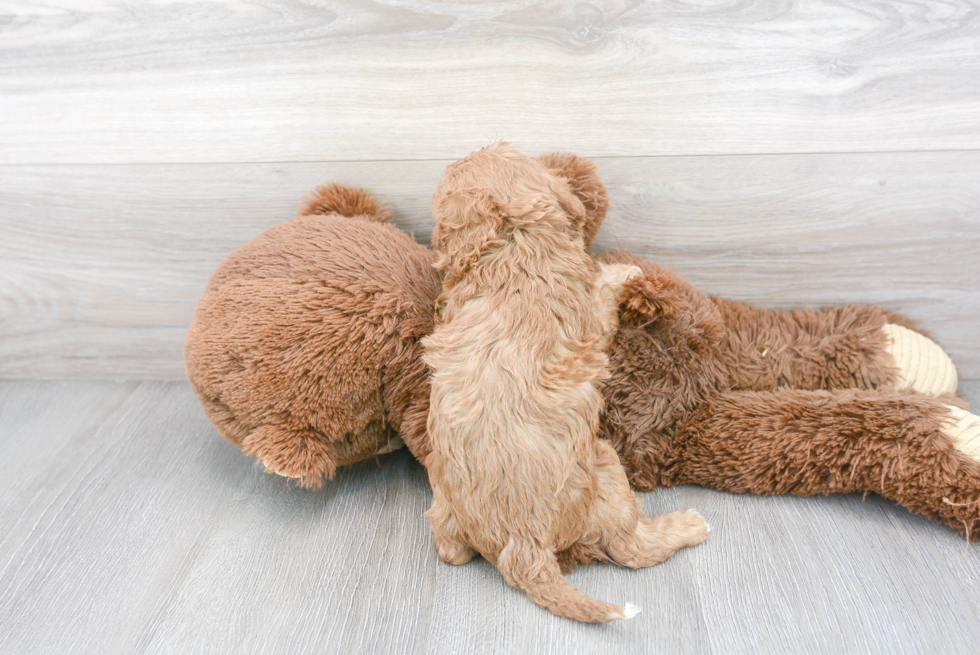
top-left (422, 143), bottom-right (709, 623)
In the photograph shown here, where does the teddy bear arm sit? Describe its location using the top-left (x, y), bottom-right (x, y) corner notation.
top-left (666, 388), bottom-right (980, 540)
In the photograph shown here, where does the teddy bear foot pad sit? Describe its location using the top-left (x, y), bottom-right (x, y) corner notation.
top-left (883, 324), bottom-right (958, 396)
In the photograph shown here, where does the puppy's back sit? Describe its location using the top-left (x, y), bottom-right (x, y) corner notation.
top-left (424, 144), bottom-right (606, 547)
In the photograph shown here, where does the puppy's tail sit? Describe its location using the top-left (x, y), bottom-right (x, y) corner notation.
top-left (496, 539), bottom-right (639, 624)
top-left (297, 182), bottom-right (392, 223)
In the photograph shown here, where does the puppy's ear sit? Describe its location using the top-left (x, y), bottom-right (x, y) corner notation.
top-left (536, 152), bottom-right (608, 250)
top-left (551, 177), bottom-right (588, 244)
top-left (431, 188), bottom-right (505, 285)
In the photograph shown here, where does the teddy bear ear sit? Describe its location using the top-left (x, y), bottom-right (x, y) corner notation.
top-left (297, 182), bottom-right (392, 222)
top-left (535, 152), bottom-right (609, 250)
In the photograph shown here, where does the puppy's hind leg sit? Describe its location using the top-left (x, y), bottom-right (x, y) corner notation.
top-left (615, 510), bottom-right (710, 569)
top-left (591, 440), bottom-right (709, 569)
top-left (424, 487), bottom-right (476, 565)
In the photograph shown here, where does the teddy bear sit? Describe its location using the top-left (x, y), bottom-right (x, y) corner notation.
top-left (184, 150), bottom-right (980, 550)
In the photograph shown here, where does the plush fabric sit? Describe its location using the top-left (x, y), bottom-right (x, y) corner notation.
top-left (184, 184), bottom-right (439, 486)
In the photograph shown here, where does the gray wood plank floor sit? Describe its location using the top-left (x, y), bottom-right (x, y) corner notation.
top-left (2, 380), bottom-right (979, 655)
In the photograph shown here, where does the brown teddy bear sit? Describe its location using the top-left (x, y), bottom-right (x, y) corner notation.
top-left (185, 152), bottom-right (980, 551)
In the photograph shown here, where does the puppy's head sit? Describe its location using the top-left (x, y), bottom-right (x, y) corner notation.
top-left (431, 142), bottom-right (587, 285)
top-left (535, 151), bottom-right (608, 251)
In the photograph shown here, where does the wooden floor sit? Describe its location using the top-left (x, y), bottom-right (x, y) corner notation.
top-left (1, 380), bottom-right (979, 655)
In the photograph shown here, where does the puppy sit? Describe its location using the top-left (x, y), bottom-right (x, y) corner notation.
top-left (422, 143), bottom-right (709, 623)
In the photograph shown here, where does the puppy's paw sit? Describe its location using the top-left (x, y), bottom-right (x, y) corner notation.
top-left (687, 509), bottom-right (711, 534)
top-left (665, 509), bottom-right (710, 546)
top-left (434, 537), bottom-right (476, 566)
top-left (594, 264), bottom-right (645, 345)
top-left (597, 263), bottom-right (643, 292)
top-left (617, 273), bottom-right (691, 326)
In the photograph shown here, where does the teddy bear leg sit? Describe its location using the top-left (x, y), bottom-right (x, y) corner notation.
top-left (241, 425), bottom-right (338, 489)
top-left (712, 299), bottom-right (958, 395)
top-left (881, 323), bottom-right (958, 396)
top-left (668, 389), bottom-right (980, 540)
top-left (590, 441), bottom-right (708, 569)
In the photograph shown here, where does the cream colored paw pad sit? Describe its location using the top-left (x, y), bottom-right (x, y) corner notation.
top-left (882, 324), bottom-right (958, 396)
top-left (944, 406), bottom-right (980, 463)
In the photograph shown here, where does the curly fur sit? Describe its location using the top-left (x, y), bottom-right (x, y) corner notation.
top-left (422, 143), bottom-right (707, 623)
top-left (535, 151), bottom-right (609, 250)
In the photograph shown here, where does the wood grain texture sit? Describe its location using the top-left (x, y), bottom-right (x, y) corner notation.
top-left (1, 380), bottom-right (979, 654)
top-left (2, 0), bottom-right (980, 163)
top-left (2, 152), bottom-right (977, 379)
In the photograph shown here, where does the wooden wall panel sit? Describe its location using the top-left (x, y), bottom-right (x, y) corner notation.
top-left (2, 0), bottom-right (980, 163)
top-left (2, 151), bottom-right (977, 379)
